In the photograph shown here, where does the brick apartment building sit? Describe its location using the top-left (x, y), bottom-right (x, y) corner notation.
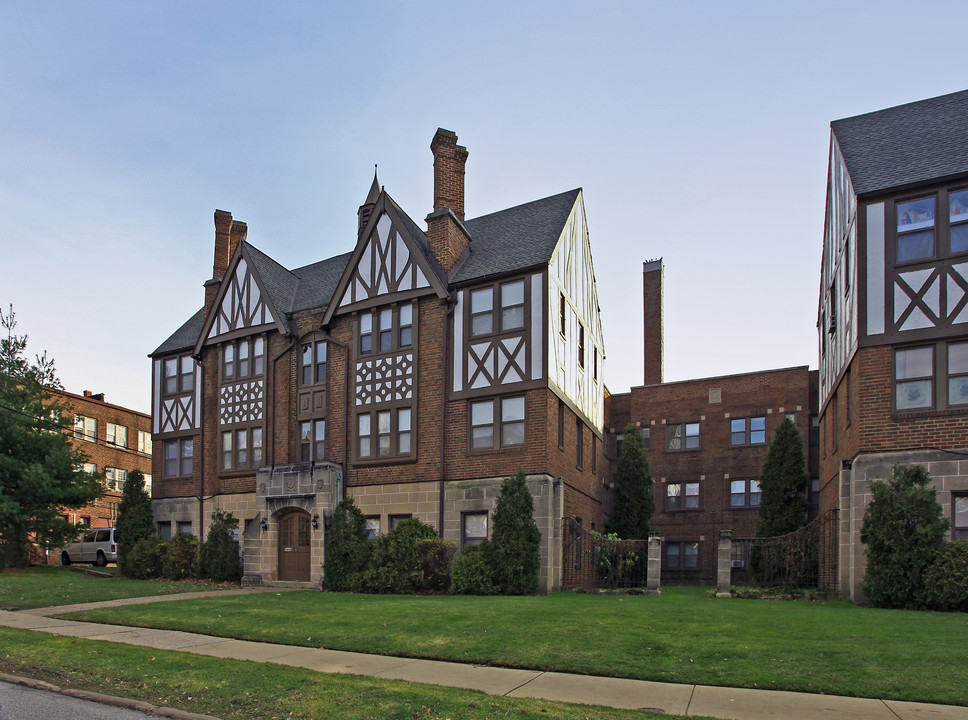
top-left (819, 90), bottom-right (968, 602)
top-left (607, 261), bottom-right (820, 583)
top-left (149, 129), bottom-right (606, 591)
top-left (36, 389), bottom-right (153, 563)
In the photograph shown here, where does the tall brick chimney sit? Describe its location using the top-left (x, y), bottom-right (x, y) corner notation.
top-left (205, 209), bottom-right (247, 317)
top-left (426, 128), bottom-right (470, 271)
top-left (643, 259), bottom-right (664, 386)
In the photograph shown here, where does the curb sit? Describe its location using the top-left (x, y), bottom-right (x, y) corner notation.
top-left (0, 672), bottom-right (222, 720)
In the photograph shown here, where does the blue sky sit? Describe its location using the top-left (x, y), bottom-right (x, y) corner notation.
top-left (2, 1), bottom-right (965, 413)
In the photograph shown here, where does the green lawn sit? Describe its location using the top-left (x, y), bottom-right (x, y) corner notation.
top-left (63, 586), bottom-right (968, 705)
top-left (0, 566), bottom-right (229, 610)
top-left (0, 627), bottom-right (703, 720)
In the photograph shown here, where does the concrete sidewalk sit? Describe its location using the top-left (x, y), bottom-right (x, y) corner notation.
top-left (1, 595), bottom-right (966, 720)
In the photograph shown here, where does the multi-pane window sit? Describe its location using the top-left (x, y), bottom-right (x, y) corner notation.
top-left (301, 340), bottom-right (328, 385)
top-left (158, 522), bottom-right (172, 540)
top-left (948, 342), bottom-right (968, 406)
top-left (104, 467), bottom-right (127, 491)
top-left (666, 422), bottom-right (699, 451)
top-left (106, 423), bottom-right (128, 449)
top-left (664, 541), bottom-right (699, 570)
top-left (897, 196), bottom-right (936, 262)
top-left (299, 419), bottom-right (326, 462)
top-left (954, 495), bottom-right (968, 541)
top-left (951, 190), bottom-right (968, 254)
top-left (164, 355), bottom-right (195, 395)
top-left (730, 416), bottom-right (766, 446)
top-left (365, 516), bottom-right (381, 540)
top-left (666, 482), bottom-right (700, 511)
top-left (895, 188), bottom-right (968, 262)
top-left (470, 396), bottom-right (525, 450)
top-left (470, 280), bottom-right (525, 337)
top-left (895, 346), bottom-right (934, 410)
top-left (357, 408), bottom-right (412, 459)
top-left (82, 462), bottom-right (97, 475)
top-left (501, 280), bottom-right (525, 331)
top-left (730, 478), bottom-right (761, 508)
top-left (360, 303), bottom-right (414, 353)
top-left (462, 512), bottom-right (488, 546)
top-left (138, 430), bottom-right (152, 455)
top-left (74, 415), bottom-right (97, 442)
top-left (223, 337), bottom-right (264, 381)
top-left (177, 521), bottom-right (193, 535)
top-left (164, 439), bottom-right (193, 478)
top-left (221, 427), bottom-right (263, 471)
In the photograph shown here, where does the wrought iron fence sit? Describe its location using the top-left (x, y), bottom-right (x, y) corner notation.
top-left (739, 509), bottom-right (839, 589)
top-left (561, 517), bottom-right (649, 589)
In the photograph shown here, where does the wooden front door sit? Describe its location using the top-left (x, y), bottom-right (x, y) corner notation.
top-left (278, 512), bottom-right (311, 582)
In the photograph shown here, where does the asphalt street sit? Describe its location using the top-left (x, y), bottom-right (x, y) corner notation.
top-left (0, 680), bottom-right (156, 720)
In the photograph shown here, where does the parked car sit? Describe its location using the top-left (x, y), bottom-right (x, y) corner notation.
top-left (61, 527), bottom-right (119, 567)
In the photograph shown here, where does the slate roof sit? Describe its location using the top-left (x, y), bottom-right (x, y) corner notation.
top-left (831, 89), bottom-right (968, 197)
top-left (154, 187), bottom-right (578, 354)
top-left (455, 188), bottom-right (580, 283)
top-left (153, 307), bottom-right (205, 355)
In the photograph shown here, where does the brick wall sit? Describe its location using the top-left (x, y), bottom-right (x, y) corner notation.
top-left (608, 366), bottom-right (818, 582)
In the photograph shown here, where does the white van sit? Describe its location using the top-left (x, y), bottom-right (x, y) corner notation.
top-left (61, 528), bottom-right (119, 566)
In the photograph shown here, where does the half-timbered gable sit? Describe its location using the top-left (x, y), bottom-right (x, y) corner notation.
top-left (547, 192), bottom-right (605, 433)
top-left (324, 192), bottom-right (448, 465)
top-left (819, 90), bottom-right (968, 602)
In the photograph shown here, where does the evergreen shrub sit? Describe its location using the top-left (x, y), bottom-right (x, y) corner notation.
top-left (450, 543), bottom-right (496, 595)
top-left (323, 499), bottom-right (371, 592)
top-left (861, 464), bottom-right (949, 609)
top-left (363, 517), bottom-right (438, 593)
top-left (488, 471), bottom-right (541, 594)
top-left (416, 537), bottom-right (457, 591)
top-left (115, 469), bottom-right (155, 577)
top-left (923, 541), bottom-right (968, 612)
top-left (126, 536), bottom-right (166, 580)
top-left (162, 532), bottom-right (199, 580)
top-left (200, 510), bottom-right (242, 582)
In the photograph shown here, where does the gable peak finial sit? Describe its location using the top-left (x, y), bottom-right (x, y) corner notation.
top-left (365, 165), bottom-right (381, 205)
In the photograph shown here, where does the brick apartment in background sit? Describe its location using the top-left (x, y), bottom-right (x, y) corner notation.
top-left (819, 90), bottom-right (968, 602)
top-left (149, 128), bottom-right (606, 591)
top-left (42, 389), bottom-right (152, 563)
top-left (606, 261), bottom-right (820, 584)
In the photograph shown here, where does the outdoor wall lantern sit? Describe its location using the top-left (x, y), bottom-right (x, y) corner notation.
top-left (311, 514), bottom-right (319, 530)
top-left (260, 517), bottom-right (268, 532)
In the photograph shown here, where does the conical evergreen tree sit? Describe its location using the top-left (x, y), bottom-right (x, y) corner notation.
top-left (116, 469), bottom-right (155, 575)
top-left (755, 417), bottom-right (809, 537)
top-left (605, 423), bottom-right (654, 539)
top-left (487, 470), bottom-right (541, 594)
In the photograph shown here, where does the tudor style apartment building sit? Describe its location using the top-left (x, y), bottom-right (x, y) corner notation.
top-left (819, 90), bottom-right (968, 601)
top-left (150, 129), bottom-right (606, 591)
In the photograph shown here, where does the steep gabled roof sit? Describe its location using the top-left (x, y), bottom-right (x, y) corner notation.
top-left (290, 252), bottom-right (353, 313)
top-left (831, 89), bottom-right (968, 197)
top-left (152, 307), bottom-right (204, 356)
top-left (154, 187), bottom-right (583, 355)
top-left (455, 188), bottom-right (581, 283)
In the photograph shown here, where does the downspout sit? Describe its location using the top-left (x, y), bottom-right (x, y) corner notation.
top-left (193, 353), bottom-right (204, 538)
top-left (319, 327), bottom-right (350, 500)
top-left (439, 292), bottom-right (458, 536)
top-left (269, 334), bottom-right (298, 468)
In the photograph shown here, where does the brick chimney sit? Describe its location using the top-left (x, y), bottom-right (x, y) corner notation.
top-left (643, 259), bottom-right (664, 386)
top-left (205, 209), bottom-right (247, 317)
top-left (426, 128), bottom-right (470, 271)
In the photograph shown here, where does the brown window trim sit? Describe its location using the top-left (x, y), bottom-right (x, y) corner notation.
top-left (466, 278), bottom-right (529, 340)
top-left (730, 416), bottom-right (766, 447)
top-left (665, 481), bottom-right (700, 512)
top-left (891, 185), bottom-right (968, 267)
top-left (220, 336), bottom-right (265, 384)
top-left (162, 354), bottom-right (196, 396)
top-left (468, 396), bottom-right (526, 452)
top-left (666, 422), bottom-right (700, 452)
top-left (890, 341), bottom-right (968, 416)
top-left (358, 302), bottom-right (415, 356)
top-left (355, 406), bottom-right (414, 463)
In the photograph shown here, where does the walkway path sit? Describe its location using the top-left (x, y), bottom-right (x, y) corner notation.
top-left (1, 591), bottom-right (966, 720)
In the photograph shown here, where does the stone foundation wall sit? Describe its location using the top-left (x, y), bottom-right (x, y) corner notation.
top-left (841, 449), bottom-right (968, 602)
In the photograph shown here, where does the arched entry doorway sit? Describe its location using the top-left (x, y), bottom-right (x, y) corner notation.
top-left (278, 510), bottom-right (311, 582)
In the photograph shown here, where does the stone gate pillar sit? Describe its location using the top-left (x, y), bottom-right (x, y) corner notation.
top-left (716, 529), bottom-right (733, 598)
top-left (646, 533), bottom-right (662, 595)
